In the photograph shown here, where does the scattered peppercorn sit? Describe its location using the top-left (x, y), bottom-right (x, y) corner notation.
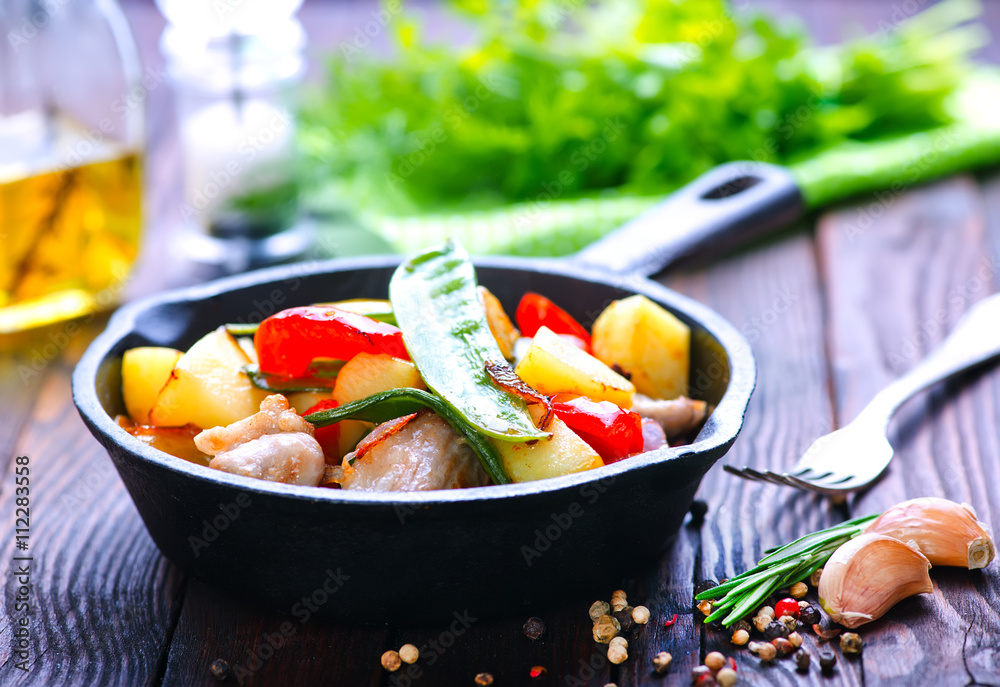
top-left (632, 605), bottom-right (651, 625)
top-left (840, 632), bottom-right (863, 656)
top-left (697, 600), bottom-right (714, 616)
top-left (593, 615), bottom-right (621, 643)
top-left (475, 672), bottom-right (494, 685)
top-left (799, 604), bottom-right (819, 625)
top-left (209, 659), bottom-right (230, 681)
top-left (772, 638), bottom-right (794, 657)
top-left (813, 623), bottom-right (841, 640)
top-left (695, 580), bottom-right (718, 596)
top-left (732, 619), bottom-right (751, 635)
top-left (381, 650), bottom-right (402, 672)
top-left (609, 636), bottom-right (628, 650)
top-left (757, 643), bottom-right (777, 662)
top-left (692, 665), bottom-right (713, 681)
top-left (795, 650), bottom-right (811, 673)
top-left (530, 666), bottom-right (546, 678)
top-left (523, 616), bottom-right (546, 641)
top-left (705, 651), bottom-right (726, 671)
top-left (716, 667), bottom-right (738, 687)
top-left (613, 609), bottom-right (635, 633)
top-left (590, 600), bottom-right (611, 620)
top-left (731, 629), bottom-right (750, 646)
top-left (607, 643), bottom-right (628, 665)
top-left (779, 615), bottom-right (799, 632)
top-left (809, 569), bottom-right (823, 588)
top-left (747, 641), bottom-right (762, 654)
top-left (688, 499), bottom-right (709, 527)
top-left (753, 615), bottom-right (771, 633)
top-left (399, 644), bottom-right (419, 664)
top-left (774, 598), bottom-right (799, 619)
top-left (758, 606), bottom-right (775, 621)
top-left (611, 590), bottom-right (628, 612)
top-left (819, 650), bottom-right (837, 675)
top-left (763, 621), bottom-right (790, 641)
top-left (789, 581), bottom-right (808, 599)
top-left (652, 651), bottom-right (673, 674)
top-left (788, 632), bottom-right (803, 649)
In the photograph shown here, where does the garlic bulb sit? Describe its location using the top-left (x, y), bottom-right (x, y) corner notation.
top-left (818, 533), bottom-right (932, 629)
top-left (866, 497), bottom-right (995, 569)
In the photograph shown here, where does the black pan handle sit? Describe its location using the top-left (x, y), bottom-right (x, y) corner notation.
top-left (570, 161), bottom-right (805, 276)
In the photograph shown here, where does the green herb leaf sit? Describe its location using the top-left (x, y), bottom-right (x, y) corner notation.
top-left (695, 514), bottom-right (879, 627)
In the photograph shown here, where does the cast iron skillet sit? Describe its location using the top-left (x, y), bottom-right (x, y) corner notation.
top-left (73, 163), bottom-right (801, 621)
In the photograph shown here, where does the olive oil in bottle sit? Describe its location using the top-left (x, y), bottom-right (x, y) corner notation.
top-left (0, 112), bottom-right (141, 333)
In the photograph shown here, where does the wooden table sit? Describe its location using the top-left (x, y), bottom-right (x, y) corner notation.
top-left (3, 1), bottom-right (1000, 685)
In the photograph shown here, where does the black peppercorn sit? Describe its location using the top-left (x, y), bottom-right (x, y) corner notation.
top-left (695, 579), bottom-right (718, 596)
top-left (732, 619), bottom-right (752, 635)
top-left (763, 620), bottom-right (790, 641)
top-left (687, 499), bottom-right (708, 527)
top-left (795, 650), bottom-right (810, 673)
top-left (209, 659), bottom-right (230, 681)
top-left (819, 649), bottom-right (837, 675)
top-left (613, 609), bottom-right (635, 633)
top-left (523, 616), bottom-right (546, 640)
top-left (798, 604), bottom-right (819, 625)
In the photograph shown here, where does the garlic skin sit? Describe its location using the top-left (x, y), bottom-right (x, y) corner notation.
top-left (818, 533), bottom-right (932, 629)
top-left (866, 497), bottom-right (995, 570)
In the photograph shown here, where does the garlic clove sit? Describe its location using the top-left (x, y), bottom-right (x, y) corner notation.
top-left (818, 533), bottom-right (932, 629)
top-left (866, 497), bottom-right (995, 569)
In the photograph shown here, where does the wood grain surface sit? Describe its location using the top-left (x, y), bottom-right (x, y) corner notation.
top-left (2, 1), bottom-right (1000, 686)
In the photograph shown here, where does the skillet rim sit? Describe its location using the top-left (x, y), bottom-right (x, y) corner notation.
top-left (72, 254), bottom-right (756, 506)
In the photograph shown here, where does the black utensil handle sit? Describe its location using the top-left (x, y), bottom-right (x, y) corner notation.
top-left (571, 161), bottom-right (804, 276)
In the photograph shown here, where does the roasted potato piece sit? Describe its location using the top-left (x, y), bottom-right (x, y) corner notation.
top-left (479, 286), bottom-right (519, 359)
top-left (515, 326), bottom-right (635, 408)
top-left (491, 405), bottom-right (603, 482)
top-left (149, 327), bottom-right (269, 428)
top-left (591, 295), bottom-right (689, 400)
top-left (122, 346), bottom-right (182, 424)
top-left (332, 352), bottom-right (426, 455)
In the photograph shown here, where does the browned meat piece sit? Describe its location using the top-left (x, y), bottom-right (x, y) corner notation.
top-left (194, 394), bottom-right (313, 456)
top-left (208, 432), bottom-right (325, 486)
top-left (195, 394), bottom-right (324, 486)
top-left (339, 412), bottom-right (490, 492)
top-left (630, 394), bottom-right (707, 439)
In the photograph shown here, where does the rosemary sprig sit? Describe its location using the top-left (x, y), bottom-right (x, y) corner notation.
top-left (695, 514), bottom-right (880, 627)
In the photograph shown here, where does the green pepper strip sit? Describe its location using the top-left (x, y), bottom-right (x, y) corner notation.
top-left (304, 388), bottom-right (511, 485)
top-left (389, 240), bottom-right (547, 442)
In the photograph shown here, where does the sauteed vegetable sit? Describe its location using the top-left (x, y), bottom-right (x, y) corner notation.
top-left (118, 241), bottom-right (708, 491)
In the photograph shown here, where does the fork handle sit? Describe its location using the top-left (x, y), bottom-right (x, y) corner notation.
top-left (868, 292), bottom-right (1000, 424)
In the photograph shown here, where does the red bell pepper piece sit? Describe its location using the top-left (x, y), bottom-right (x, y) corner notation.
top-left (515, 293), bottom-right (592, 349)
top-left (254, 306), bottom-right (408, 377)
top-left (303, 398), bottom-right (340, 463)
top-left (551, 395), bottom-right (643, 463)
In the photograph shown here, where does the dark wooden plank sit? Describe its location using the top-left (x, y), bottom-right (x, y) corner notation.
top-left (657, 231), bottom-right (861, 686)
top-left (160, 580), bottom-right (386, 686)
top-left (0, 363), bottom-right (184, 686)
top-left (818, 174), bottom-right (1000, 686)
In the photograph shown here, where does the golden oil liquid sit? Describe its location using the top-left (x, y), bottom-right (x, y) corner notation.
top-left (0, 113), bottom-right (142, 334)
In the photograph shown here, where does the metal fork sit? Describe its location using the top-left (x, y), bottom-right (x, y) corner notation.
top-left (725, 292), bottom-right (1000, 494)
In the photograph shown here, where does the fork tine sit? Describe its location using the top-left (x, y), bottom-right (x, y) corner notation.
top-left (742, 467), bottom-right (792, 487)
top-left (723, 464), bottom-right (760, 481)
top-left (781, 473), bottom-right (848, 494)
top-left (762, 470), bottom-right (813, 489)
